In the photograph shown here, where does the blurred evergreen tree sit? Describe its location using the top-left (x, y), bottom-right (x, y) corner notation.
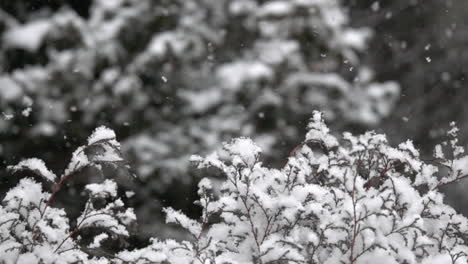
top-left (0, 0), bottom-right (398, 238)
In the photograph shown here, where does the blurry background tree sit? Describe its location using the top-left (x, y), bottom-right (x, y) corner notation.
top-left (11, 0), bottom-right (463, 242)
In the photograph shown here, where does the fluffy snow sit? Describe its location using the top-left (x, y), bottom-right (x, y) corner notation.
top-left (450, 156), bottom-right (468, 178)
top-left (89, 233), bottom-right (109, 249)
top-left (10, 158), bottom-right (57, 182)
top-left (421, 254), bottom-right (452, 264)
top-left (0, 76), bottom-right (23, 102)
top-left (223, 137), bottom-right (262, 167)
top-left (163, 208), bottom-right (202, 237)
top-left (22, 107), bottom-right (32, 117)
top-left (3, 178), bottom-right (49, 210)
top-left (306, 111), bottom-right (338, 149)
top-left (88, 126), bottom-right (117, 145)
top-left (338, 29), bottom-right (371, 51)
top-left (148, 32), bottom-right (187, 57)
top-left (216, 61), bottom-right (273, 91)
top-left (95, 0), bottom-right (124, 11)
top-left (3, 20), bottom-right (51, 52)
top-left (77, 196), bottom-right (134, 237)
top-left (180, 88), bottom-right (222, 113)
top-left (85, 179), bottom-right (118, 198)
top-left (257, 1), bottom-right (293, 17)
top-left (257, 40), bottom-right (299, 65)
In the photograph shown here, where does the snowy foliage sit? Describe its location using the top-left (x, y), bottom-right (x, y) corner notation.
top-left (3, 115), bottom-right (468, 263)
top-left (0, 127), bottom-right (136, 263)
top-left (137, 112), bottom-right (468, 264)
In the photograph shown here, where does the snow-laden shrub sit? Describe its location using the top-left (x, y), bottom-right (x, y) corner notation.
top-left (121, 112), bottom-right (468, 263)
top-left (2, 113), bottom-right (468, 263)
top-left (0, 127), bottom-right (136, 263)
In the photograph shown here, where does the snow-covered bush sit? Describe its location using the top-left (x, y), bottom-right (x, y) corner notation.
top-left (3, 113), bottom-right (468, 263)
top-left (121, 112), bottom-right (468, 263)
top-left (0, 127), bottom-right (136, 263)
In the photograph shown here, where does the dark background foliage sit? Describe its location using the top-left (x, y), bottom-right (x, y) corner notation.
top-left (349, 0), bottom-right (468, 149)
top-left (348, 0), bottom-right (468, 213)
